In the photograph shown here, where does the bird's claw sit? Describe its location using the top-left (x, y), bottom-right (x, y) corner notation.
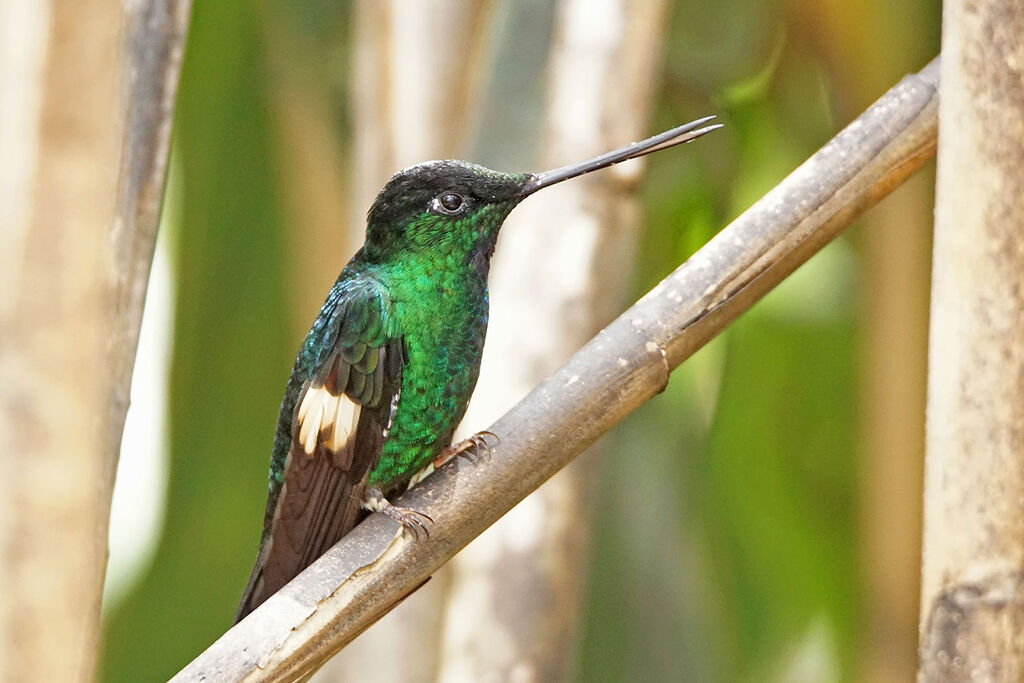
top-left (434, 430), bottom-right (498, 468)
top-left (383, 505), bottom-right (434, 540)
top-left (364, 487), bottom-right (433, 540)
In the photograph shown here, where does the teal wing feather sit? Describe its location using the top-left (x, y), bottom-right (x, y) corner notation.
top-left (236, 276), bottom-right (403, 622)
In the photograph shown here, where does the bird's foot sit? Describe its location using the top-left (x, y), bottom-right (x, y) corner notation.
top-left (433, 430), bottom-right (498, 468)
top-left (363, 487), bottom-right (433, 540)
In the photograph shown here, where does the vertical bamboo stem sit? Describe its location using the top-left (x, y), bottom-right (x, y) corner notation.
top-left (437, 1), bottom-right (669, 679)
top-left (0, 1), bottom-right (190, 678)
top-left (0, 3), bottom-right (121, 680)
top-left (919, 2), bottom-right (1024, 679)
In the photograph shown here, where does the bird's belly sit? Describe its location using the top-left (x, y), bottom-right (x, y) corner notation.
top-left (367, 335), bottom-right (484, 491)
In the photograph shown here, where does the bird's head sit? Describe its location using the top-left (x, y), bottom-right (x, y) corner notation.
top-left (364, 160), bottom-right (529, 262)
top-left (362, 116), bottom-right (721, 264)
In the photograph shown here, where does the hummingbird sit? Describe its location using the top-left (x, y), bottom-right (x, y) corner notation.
top-left (235, 116), bottom-right (720, 622)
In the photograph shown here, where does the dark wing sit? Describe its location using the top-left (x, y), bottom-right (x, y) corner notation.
top-left (236, 280), bottom-right (403, 622)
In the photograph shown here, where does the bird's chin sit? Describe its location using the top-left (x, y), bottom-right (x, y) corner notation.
top-left (468, 238), bottom-right (497, 280)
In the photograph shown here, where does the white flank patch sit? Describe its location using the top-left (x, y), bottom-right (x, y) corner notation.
top-left (297, 385), bottom-right (360, 461)
top-left (298, 389), bottom-right (324, 456)
top-left (361, 490), bottom-right (386, 512)
top-left (326, 394), bottom-right (360, 456)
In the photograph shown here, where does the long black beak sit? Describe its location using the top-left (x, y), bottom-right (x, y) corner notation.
top-left (520, 115), bottom-right (721, 196)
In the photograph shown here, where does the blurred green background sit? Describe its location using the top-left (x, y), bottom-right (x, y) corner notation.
top-left (100, 0), bottom-right (939, 681)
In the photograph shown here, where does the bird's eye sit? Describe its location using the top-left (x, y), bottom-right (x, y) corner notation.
top-left (433, 192), bottom-right (465, 214)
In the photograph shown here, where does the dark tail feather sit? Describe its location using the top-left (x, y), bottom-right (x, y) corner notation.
top-left (235, 543), bottom-right (270, 623)
top-left (233, 468), bottom-right (369, 625)
top-left (235, 342), bottom-right (399, 624)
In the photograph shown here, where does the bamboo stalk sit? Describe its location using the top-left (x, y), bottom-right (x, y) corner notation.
top-left (437, 1), bottom-right (669, 679)
top-left (317, 2), bottom-right (495, 680)
top-left (0, 1), bottom-right (190, 679)
top-left (173, 56), bottom-right (940, 683)
top-left (0, 3), bottom-right (121, 678)
top-left (918, 2), bottom-right (1024, 678)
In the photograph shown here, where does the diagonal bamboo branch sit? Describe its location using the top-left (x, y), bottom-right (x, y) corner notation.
top-left (174, 56), bottom-right (940, 683)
